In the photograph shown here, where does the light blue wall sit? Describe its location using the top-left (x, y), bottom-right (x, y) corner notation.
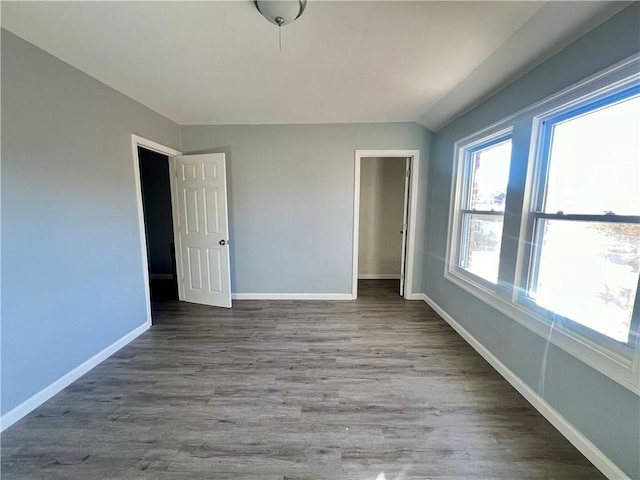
top-left (181, 123), bottom-right (431, 295)
top-left (424, 4), bottom-right (640, 477)
top-left (5, 6), bottom-right (633, 473)
top-left (1, 30), bottom-right (180, 415)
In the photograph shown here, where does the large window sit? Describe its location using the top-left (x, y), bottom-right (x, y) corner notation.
top-left (445, 55), bottom-right (640, 391)
top-left (524, 89), bottom-right (640, 345)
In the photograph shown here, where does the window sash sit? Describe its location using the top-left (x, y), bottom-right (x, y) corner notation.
top-left (521, 214), bottom-right (640, 349)
top-left (525, 214), bottom-right (640, 300)
top-left (457, 211), bottom-right (505, 287)
top-left (531, 85), bottom-right (640, 216)
top-left (454, 135), bottom-right (512, 288)
top-left (520, 86), bottom-right (640, 348)
top-left (460, 135), bottom-right (512, 212)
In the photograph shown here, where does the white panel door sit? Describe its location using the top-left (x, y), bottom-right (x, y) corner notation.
top-left (174, 153), bottom-right (231, 308)
top-left (399, 158), bottom-right (411, 297)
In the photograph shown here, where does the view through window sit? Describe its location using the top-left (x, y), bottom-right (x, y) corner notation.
top-left (527, 93), bottom-right (640, 343)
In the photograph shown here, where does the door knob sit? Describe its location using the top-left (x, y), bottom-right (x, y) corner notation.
top-left (219, 239), bottom-right (227, 246)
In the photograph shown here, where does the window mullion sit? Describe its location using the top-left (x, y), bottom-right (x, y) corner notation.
top-left (497, 120), bottom-right (531, 299)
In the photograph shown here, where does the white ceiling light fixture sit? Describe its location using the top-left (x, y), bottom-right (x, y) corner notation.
top-left (254, 0), bottom-right (307, 50)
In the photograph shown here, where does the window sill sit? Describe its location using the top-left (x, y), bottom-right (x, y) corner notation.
top-left (444, 268), bottom-right (639, 394)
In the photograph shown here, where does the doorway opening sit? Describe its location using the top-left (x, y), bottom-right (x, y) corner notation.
top-left (138, 147), bottom-right (179, 304)
top-left (132, 135), bottom-right (234, 317)
top-left (352, 150), bottom-right (420, 299)
top-left (131, 135), bottom-right (183, 326)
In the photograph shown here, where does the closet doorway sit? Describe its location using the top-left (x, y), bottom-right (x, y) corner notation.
top-left (352, 150), bottom-right (420, 299)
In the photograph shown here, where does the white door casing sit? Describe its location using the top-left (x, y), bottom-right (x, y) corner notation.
top-left (399, 157), bottom-right (411, 296)
top-left (174, 153), bottom-right (232, 308)
top-left (132, 135), bottom-right (182, 326)
top-left (352, 149), bottom-right (421, 300)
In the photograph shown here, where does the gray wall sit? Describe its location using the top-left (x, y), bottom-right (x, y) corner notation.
top-left (181, 123), bottom-right (431, 295)
top-left (139, 148), bottom-right (175, 276)
top-left (359, 157), bottom-right (406, 277)
top-left (424, 4), bottom-right (640, 477)
top-left (1, 30), bottom-right (180, 415)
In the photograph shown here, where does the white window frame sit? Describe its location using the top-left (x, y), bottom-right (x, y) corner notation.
top-left (444, 53), bottom-right (640, 394)
top-left (517, 85), bottom-right (640, 353)
top-left (447, 127), bottom-right (513, 294)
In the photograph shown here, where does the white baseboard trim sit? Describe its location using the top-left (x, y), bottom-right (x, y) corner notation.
top-left (422, 294), bottom-right (628, 480)
top-left (0, 321), bottom-right (151, 432)
top-left (358, 274), bottom-right (401, 280)
top-left (150, 273), bottom-right (174, 280)
top-left (232, 293), bottom-right (353, 301)
top-left (404, 293), bottom-right (427, 301)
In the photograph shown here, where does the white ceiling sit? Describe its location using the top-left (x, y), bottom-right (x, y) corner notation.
top-left (1, 1), bottom-right (625, 130)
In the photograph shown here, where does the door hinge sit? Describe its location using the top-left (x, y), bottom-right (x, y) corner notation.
top-left (406, 169), bottom-right (411, 178)
top-left (401, 273), bottom-right (405, 279)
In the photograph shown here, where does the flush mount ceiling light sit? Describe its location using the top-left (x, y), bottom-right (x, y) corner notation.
top-left (254, 0), bottom-right (307, 27)
top-left (254, 0), bottom-right (307, 49)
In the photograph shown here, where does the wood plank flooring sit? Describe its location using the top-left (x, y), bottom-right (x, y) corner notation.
top-left (1, 280), bottom-right (604, 479)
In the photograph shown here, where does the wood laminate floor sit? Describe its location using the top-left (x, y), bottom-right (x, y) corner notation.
top-left (1, 281), bottom-right (604, 479)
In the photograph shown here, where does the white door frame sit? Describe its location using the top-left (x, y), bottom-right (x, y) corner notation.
top-left (352, 149), bottom-right (420, 299)
top-left (131, 135), bottom-right (183, 325)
